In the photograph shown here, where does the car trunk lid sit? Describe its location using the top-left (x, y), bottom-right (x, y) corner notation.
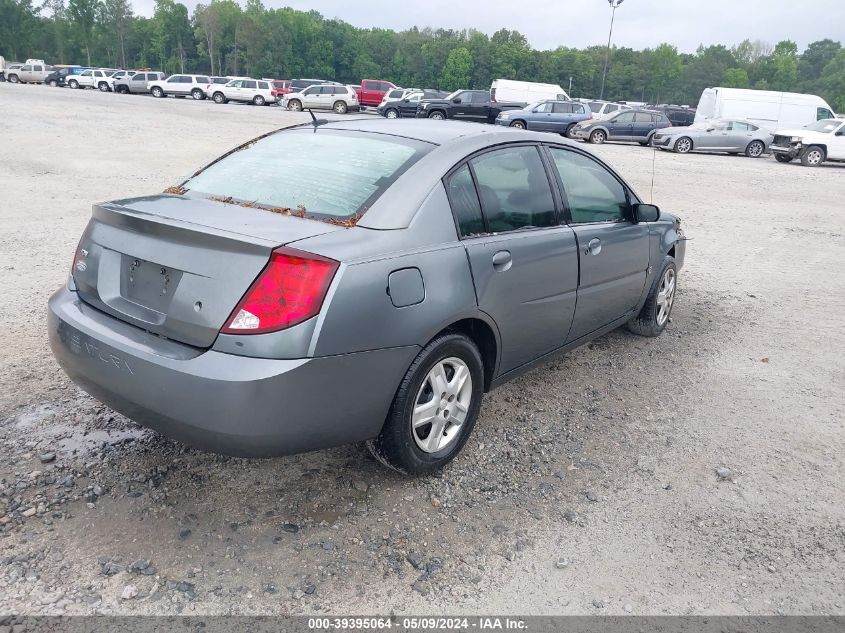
top-left (72, 194), bottom-right (343, 348)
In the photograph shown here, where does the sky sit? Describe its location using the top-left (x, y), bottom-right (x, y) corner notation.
top-left (131, 0), bottom-right (845, 53)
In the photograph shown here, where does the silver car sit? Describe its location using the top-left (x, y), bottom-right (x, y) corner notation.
top-left (48, 119), bottom-right (685, 475)
top-left (651, 118), bottom-right (773, 157)
top-left (282, 84), bottom-right (360, 114)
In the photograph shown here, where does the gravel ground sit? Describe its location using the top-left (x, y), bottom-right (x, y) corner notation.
top-left (1, 83), bottom-right (844, 616)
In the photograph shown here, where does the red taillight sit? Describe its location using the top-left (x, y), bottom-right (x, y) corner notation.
top-left (221, 247), bottom-right (339, 335)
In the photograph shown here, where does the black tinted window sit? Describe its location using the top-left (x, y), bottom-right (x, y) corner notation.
top-left (550, 149), bottom-right (628, 224)
top-left (470, 146), bottom-right (556, 232)
top-left (243, 80), bottom-right (257, 89)
top-left (132, 74), bottom-right (145, 81)
top-left (446, 165), bottom-right (485, 237)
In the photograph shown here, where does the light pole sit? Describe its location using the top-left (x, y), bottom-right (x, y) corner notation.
top-left (599, 0), bottom-right (625, 100)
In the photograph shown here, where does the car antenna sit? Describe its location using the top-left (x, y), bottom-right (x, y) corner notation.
top-left (307, 109), bottom-right (329, 129)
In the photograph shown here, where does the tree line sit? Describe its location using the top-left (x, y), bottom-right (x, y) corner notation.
top-left (2, 0), bottom-right (844, 110)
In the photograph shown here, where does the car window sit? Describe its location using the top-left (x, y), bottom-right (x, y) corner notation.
top-left (550, 148), bottom-right (628, 224)
top-left (729, 121), bottom-right (750, 131)
top-left (319, 86), bottom-right (333, 94)
top-left (22, 65), bottom-right (32, 71)
top-left (167, 75), bottom-right (181, 83)
top-left (185, 129), bottom-right (431, 219)
top-left (242, 80), bottom-right (257, 89)
top-left (605, 104), bottom-right (619, 113)
top-left (303, 86), bottom-right (318, 95)
top-left (588, 101), bottom-right (603, 113)
top-left (228, 80), bottom-right (242, 88)
top-left (469, 146), bottom-right (556, 232)
top-left (196, 76), bottom-right (210, 83)
top-left (613, 112), bottom-right (635, 123)
top-left (258, 81), bottom-right (269, 89)
top-left (553, 102), bottom-right (573, 114)
top-left (132, 74), bottom-right (144, 82)
top-left (446, 165), bottom-right (485, 237)
top-left (34, 65), bottom-right (43, 72)
top-left (80, 70), bottom-right (92, 77)
top-left (408, 94), bottom-right (421, 102)
top-left (534, 102), bottom-right (553, 113)
top-left (633, 112), bottom-right (653, 123)
top-left (817, 107), bottom-right (834, 120)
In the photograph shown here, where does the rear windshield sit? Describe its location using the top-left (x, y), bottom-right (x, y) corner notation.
top-left (184, 129), bottom-right (432, 219)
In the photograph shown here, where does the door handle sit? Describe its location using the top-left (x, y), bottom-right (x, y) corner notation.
top-left (492, 250), bottom-right (512, 272)
top-left (585, 238), bottom-right (602, 255)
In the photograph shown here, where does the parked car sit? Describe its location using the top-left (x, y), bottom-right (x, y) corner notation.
top-left (416, 90), bottom-right (523, 123)
top-left (208, 78), bottom-right (276, 105)
top-left (651, 119), bottom-right (772, 157)
top-left (282, 84), bottom-right (359, 114)
top-left (48, 118), bottom-right (684, 474)
top-left (490, 79), bottom-right (569, 104)
top-left (0, 58), bottom-right (23, 82)
top-left (770, 118), bottom-right (845, 167)
top-left (650, 105), bottom-right (696, 127)
top-left (6, 60), bottom-right (55, 84)
top-left (695, 87), bottom-right (836, 132)
top-left (378, 90), bottom-right (448, 119)
top-left (44, 67), bottom-right (84, 87)
top-left (114, 71), bottom-right (166, 94)
top-left (148, 74), bottom-right (212, 99)
top-left (271, 80), bottom-right (292, 100)
top-left (571, 109), bottom-right (671, 145)
top-left (355, 79), bottom-right (398, 108)
top-left (67, 68), bottom-right (113, 91)
top-left (495, 100), bottom-right (592, 136)
top-left (583, 100), bottom-right (632, 119)
top-left (379, 87), bottom-right (415, 108)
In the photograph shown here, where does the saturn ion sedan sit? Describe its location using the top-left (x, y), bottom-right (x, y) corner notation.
top-left (48, 119), bottom-right (686, 475)
top-left (651, 118), bottom-right (773, 157)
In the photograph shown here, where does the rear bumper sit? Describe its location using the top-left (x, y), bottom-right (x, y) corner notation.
top-left (48, 287), bottom-right (417, 457)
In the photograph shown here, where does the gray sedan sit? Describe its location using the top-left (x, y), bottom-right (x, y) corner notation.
top-left (651, 118), bottom-right (773, 157)
top-left (48, 119), bottom-right (685, 475)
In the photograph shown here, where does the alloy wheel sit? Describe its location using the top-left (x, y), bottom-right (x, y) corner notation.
top-left (676, 137), bottom-right (692, 153)
top-left (805, 149), bottom-right (823, 166)
top-left (656, 268), bottom-right (676, 326)
top-left (386, 109), bottom-right (398, 119)
top-left (412, 357), bottom-right (473, 454)
top-left (747, 141), bottom-right (764, 158)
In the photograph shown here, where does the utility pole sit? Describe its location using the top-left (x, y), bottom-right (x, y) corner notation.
top-left (599, 0), bottom-right (625, 100)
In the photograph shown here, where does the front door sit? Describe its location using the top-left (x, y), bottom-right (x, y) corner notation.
top-left (606, 111), bottom-right (635, 141)
top-left (829, 122), bottom-right (845, 159)
top-left (445, 146), bottom-right (579, 374)
top-left (546, 146), bottom-right (650, 342)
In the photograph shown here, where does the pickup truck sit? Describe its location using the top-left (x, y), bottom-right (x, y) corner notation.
top-left (355, 79), bottom-right (398, 109)
top-left (5, 59), bottom-right (55, 84)
top-left (415, 90), bottom-right (524, 123)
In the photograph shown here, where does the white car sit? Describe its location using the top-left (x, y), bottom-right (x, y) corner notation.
top-left (770, 118), bottom-right (845, 167)
top-left (282, 84), bottom-right (360, 114)
top-left (585, 100), bottom-right (632, 119)
top-left (67, 69), bottom-right (114, 91)
top-left (208, 78), bottom-right (276, 105)
top-left (148, 74), bottom-right (212, 100)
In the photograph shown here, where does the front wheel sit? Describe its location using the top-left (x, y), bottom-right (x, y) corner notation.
top-left (68, 79), bottom-right (79, 89)
top-left (509, 120), bottom-right (526, 129)
top-left (366, 333), bottom-right (484, 475)
top-left (47, 80), bottom-right (57, 87)
top-left (589, 129), bottom-right (606, 144)
top-left (627, 257), bottom-right (677, 337)
top-left (287, 99), bottom-right (302, 111)
top-left (800, 145), bottom-right (825, 167)
top-left (774, 153), bottom-right (793, 163)
top-left (191, 88), bottom-right (204, 100)
top-left (151, 86), bottom-right (164, 98)
top-left (674, 136), bottom-right (693, 153)
top-left (428, 111), bottom-right (445, 120)
top-left (385, 108), bottom-right (399, 119)
top-left (745, 140), bottom-right (765, 158)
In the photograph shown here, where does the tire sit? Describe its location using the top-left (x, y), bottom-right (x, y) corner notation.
top-left (68, 79), bottom-right (79, 89)
top-left (98, 81), bottom-right (109, 92)
top-left (47, 80), bottom-right (57, 87)
top-left (287, 99), bottom-right (302, 112)
top-left (333, 100), bottom-right (348, 114)
top-left (212, 92), bottom-right (226, 104)
top-left (428, 111), bottom-right (445, 120)
top-left (589, 129), bottom-right (606, 144)
top-left (627, 256), bottom-right (677, 337)
top-left (191, 88), bottom-right (204, 100)
top-left (564, 123), bottom-right (576, 138)
top-left (117, 85), bottom-right (129, 94)
top-left (366, 333), bottom-right (484, 476)
top-left (745, 140), bottom-right (765, 158)
top-left (253, 95), bottom-right (266, 106)
top-left (674, 136), bottom-right (693, 154)
top-left (800, 145), bottom-right (825, 167)
top-left (774, 153), bottom-right (793, 163)
top-left (385, 108), bottom-right (399, 119)
top-left (509, 120), bottom-right (526, 129)
top-left (640, 133), bottom-right (655, 147)
top-left (8, 74), bottom-right (19, 84)
top-left (151, 86), bottom-right (164, 98)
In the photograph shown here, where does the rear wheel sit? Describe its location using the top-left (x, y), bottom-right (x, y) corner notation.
top-left (509, 120), bottom-right (526, 129)
top-left (428, 111), bottom-right (445, 120)
top-left (774, 153), bottom-right (793, 163)
top-left (333, 100), bottom-right (348, 114)
top-left (151, 86), bottom-right (164, 98)
top-left (800, 145), bottom-right (825, 167)
top-left (287, 99), bottom-right (302, 111)
top-left (191, 88), bottom-right (204, 100)
top-left (8, 74), bottom-right (20, 84)
top-left (564, 123), bottom-right (576, 138)
top-left (253, 95), bottom-right (266, 106)
top-left (366, 333), bottom-right (484, 475)
top-left (385, 107), bottom-right (399, 119)
top-left (745, 140), bottom-right (765, 158)
top-left (627, 257), bottom-right (677, 337)
top-left (674, 136), bottom-right (693, 153)
top-left (589, 129), bottom-right (606, 144)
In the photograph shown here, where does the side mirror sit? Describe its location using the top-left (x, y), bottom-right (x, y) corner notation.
top-left (632, 203), bottom-right (660, 223)
top-left (452, 98), bottom-right (461, 104)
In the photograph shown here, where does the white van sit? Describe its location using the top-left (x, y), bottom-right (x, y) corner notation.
top-left (694, 87), bottom-right (836, 132)
top-left (490, 79), bottom-right (569, 105)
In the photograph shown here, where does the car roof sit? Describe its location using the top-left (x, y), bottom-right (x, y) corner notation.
top-left (306, 117), bottom-right (522, 146)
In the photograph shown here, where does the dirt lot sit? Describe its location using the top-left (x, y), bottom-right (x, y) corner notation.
top-left (1, 84), bottom-right (843, 616)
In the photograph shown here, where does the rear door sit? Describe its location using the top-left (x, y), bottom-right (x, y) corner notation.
top-left (241, 80), bottom-right (257, 101)
top-left (546, 146), bottom-right (649, 342)
top-left (631, 112), bottom-right (655, 141)
top-left (447, 145), bottom-right (579, 373)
